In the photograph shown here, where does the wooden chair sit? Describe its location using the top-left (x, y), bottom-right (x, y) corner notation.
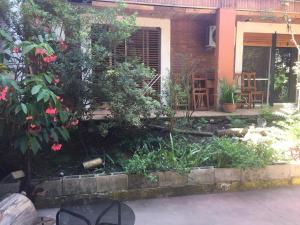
top-left (192, 76), bottom-right (209, 110)
top-left (241, 72), bottom-right (264, 108)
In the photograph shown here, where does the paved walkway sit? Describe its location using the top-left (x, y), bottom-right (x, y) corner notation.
top-left (39, 186), bottom-right (300, 225)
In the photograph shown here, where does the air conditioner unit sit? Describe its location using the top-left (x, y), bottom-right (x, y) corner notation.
top-left (205, 26), bottom-right (216, 48)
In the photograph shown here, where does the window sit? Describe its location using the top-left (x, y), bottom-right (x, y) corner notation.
top-left (114, 27), bottom-right (161, 93)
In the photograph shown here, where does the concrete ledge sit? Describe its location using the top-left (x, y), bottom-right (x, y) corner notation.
top-left (2, 164), bottom-right (300, 208)
top-left (215, 168), bottom-right (241, 183)
top-left (188, 167), bottom-right (215, 185)
top-left (35, 178), bottom-right (62, 197)
top-left (158, 171), bottom-right (187, 187)
top-left (96, 174), bottom-right (128, 192)
top-left (62, 175), bottom-right (97, 195)
top-left (128, 174), bottom-right (158, 189)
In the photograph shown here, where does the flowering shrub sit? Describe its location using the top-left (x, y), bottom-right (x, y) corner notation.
top-left (0, 35), bottom-right (78, 154)
top-left (0, 0), bottom-right (83, 157)
top-left (0, 0), bottom-right (160, 183)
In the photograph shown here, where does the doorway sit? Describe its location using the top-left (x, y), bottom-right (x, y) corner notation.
top-left (243, 46), bottom-right (297, 103)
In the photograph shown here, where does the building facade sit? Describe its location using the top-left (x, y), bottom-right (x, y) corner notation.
top-left (91, 0), bottom-right (300, 108)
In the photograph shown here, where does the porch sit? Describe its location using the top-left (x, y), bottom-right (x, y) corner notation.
top-left (92, 103), bottom-right (295, 120)
top-left (92, 108), bottom-right (259, 120)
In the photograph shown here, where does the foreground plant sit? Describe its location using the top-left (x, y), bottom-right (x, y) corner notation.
top-left (0, 0), bottom-right (81, 191)
top-left (124, 136), bottom-right (277, 177)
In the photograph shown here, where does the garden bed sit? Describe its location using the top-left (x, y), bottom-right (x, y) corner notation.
top-left (1, 164), bottom-right (300, 208)
top-left (1, 111), bottom-right (300, 209)
top-left (1, 112), bottom-right (299, 179)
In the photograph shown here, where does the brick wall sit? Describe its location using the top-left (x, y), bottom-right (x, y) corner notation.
top-left (171, 15), bottom-right (216, 79)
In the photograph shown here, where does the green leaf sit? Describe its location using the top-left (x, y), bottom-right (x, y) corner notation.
top-left (59, 111), bottom-right (69, 123)
top-left (44, 74), bottom-right (52, 84)
top-left (31, 85), bottom-right (42, 95)
top-left (30, 137), bottom-right (41, 155)
top-left (42, 131), bottom-right (49, 143)
top-left (50, 92), bottom-right (57, 104)
top-left (57, 127), bottom-right (70, 141)
top-left (50, 129), bottom-right (59, 142)
top-left (10, 80), bottom-right (21, 92)
top-left (40, 43), bottom-right (54, 55)
top-left (15, 105), bottom-right (21, 115)
top-left (21, 103), bottom-right (28, 114)
top-left (43, 91), bottom-right (50, 103)
top-left (37, 90), bottom-right (46, 102)
top-left (16, 136), bottom-right (28, 154)
top-left (22, 44), bottom-right (37, 55)
top-left (0, 29), bottom-right (13, 42)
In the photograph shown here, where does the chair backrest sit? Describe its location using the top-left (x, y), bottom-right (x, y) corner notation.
top-left (95, 201), bottom-right (121, 225)
top-left (241, 72), bottom-right (257, 92)
top-left (192, 75), bottom-right (207, 92)
top-left (56, 208), bottom-right (91, 225)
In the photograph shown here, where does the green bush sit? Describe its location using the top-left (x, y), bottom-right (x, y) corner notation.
top-left (276, 112), bottom-right (300, 141)
top-left (260, 105), bottom-right (274, 122)
top-left (200, 138), bottom-right (275, 169)
top-left (103, 63), bottom-right (160, 127)
top-left (228, 117), bottom-right (247, 128)
top-left (124, 134), bottom-right (202, 176)
top-left (124, 136), bottom-right (276, 176)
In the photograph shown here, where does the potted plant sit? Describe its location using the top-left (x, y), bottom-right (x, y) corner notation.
top-left (219, 79), bottom-right (238, 113)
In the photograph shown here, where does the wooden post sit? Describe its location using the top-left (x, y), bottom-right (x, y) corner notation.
top-left (269, 32), bottom-right (277, 106)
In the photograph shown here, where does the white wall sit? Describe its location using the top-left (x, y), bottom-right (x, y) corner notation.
top-left (235, 22), bottom-right (300, 74)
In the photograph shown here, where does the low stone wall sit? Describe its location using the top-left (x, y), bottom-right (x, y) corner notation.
top-left (1, 164), bottom-right (300, 208)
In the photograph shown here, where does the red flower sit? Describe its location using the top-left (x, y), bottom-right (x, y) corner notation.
top-left (0, 86), bottom-right (8, 101)
top-left (56, 96), bottom-right (63, 102)
top-left (30, 124), bottom-right (37, 129)
top-left (51, 143), bottom-right (62, 152)
top-left (12, 47), bottom-right (20, 53)
top-left (53, 78), bottom-right (60, 84)
top-left (51, 55), bottom-right (57, 61)
top-left (28, 124), bottom-right (41, 134)
top-left (70, 119), bottom-right (79, 126)
top-left (35, 48), bottom-right (48, 56)
top-left (59, 40), bottom-right (68, 52)
top-left (26, 116), bottom-right (33, 121)
top-left (45, 107), bottom-right (57, 115)
top-left (43, 54), bottom-right (57, 63)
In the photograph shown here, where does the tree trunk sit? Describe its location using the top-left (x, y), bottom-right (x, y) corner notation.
top-left (0, 193), bottom-right (37, 225)
top-left (216, 128), bottom-right (248, 137)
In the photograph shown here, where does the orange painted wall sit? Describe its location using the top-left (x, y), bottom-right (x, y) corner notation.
top-left (215, 8), bottom-right (236, 84)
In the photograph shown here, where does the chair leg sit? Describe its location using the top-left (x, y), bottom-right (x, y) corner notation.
top-left (193, 94), bottom-right (197, 110)
top-left (249, 93), bottom-right (252, 109)
top-left (199, 94), bottom-right (204, 109)
top-left (206, 93), bottom-right (210, 110)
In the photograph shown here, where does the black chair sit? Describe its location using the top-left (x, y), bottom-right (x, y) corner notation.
top-left (56, 208), bottom-right (91, 225)
top-left (56, 199), bottom-right (131, 225)
top-left (95, 201), bottom-right (121, 225)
